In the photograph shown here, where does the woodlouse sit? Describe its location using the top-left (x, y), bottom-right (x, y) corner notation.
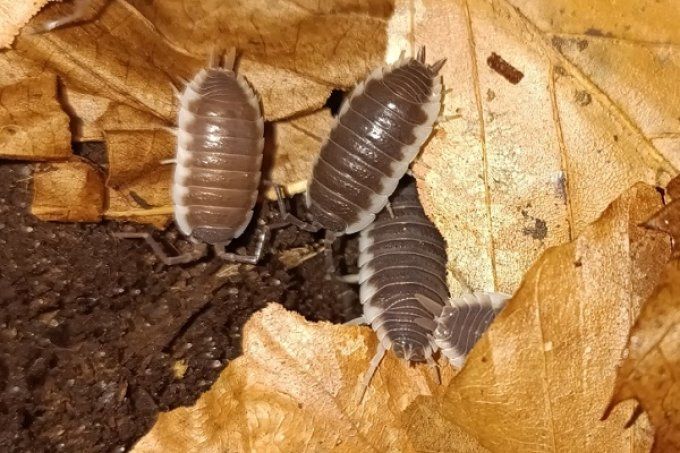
top-left (115, 52), bottom-right (268, 265)
top-left (431, 292), bottom-right (509, 368)
top-left (346, 179), bottom-right (449, 399)
top-left (285, 47), bottom-right (445, 242)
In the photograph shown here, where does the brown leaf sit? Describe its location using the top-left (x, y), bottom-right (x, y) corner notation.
top-left (127, 0), bottom-right (392, 119)
top-left (0, 0), bottom-right (51, 49)
top-left (134, 183), bottom-right (669, 452)
top-left (12, 0), bottom-right (200, 127)
top-left (641, 175), bottom-right (680, 257)
top-left (31, 159), bottom-right (105, 222)
top-left (0, 74), bottom-right (71, 160)
top-left (264, 109), bottom-right (333, 198)
top-left (606, 259), bottom-right (680, 452)
top-left (104, 129), bottom-right (174, 189)
top-left (406, 183), bottom-right (669, 451)
top-left (133, 303), bottom-right (459, 453)
top-left (643, 199), bottom-right (680, 257)
top-left (386, 0), bottom-right (679, 295)
top-left (7, 0), bottom-right (390, 127)
top-left (666, 174), bottom-right (680, 200)
top-left (105, 166), bottom-right (173, 229)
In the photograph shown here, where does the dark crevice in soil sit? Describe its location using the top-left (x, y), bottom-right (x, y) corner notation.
top-left (0, 161), bottom-right (360, 452)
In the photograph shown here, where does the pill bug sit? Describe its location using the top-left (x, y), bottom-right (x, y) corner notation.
top-left (115, 52), bottom-right (268, 265)
top-left (347, 179), bottom-right (449, 399)
top-left (284, 47), bottom-right (445, 242)
top-left (430, 292), bottom-right (509, 368)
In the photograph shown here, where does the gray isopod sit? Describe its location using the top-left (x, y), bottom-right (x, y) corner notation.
top-left (346, 180), bottom-right (509, 399)
top-left (346, 179), bottom-right (448, 398)
top-left (283, 47), bottom-right (445, 246)
top-left (115, 52), bottom-right (268, 265)
top-left (431, 292), bottom-right (509, 368)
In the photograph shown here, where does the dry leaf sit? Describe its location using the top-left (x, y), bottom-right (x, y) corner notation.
top-left (133, 303), bottom-right (460, 453)
top-left (642, 174), bottom-right (680, 256)
top-left (7, 0), bottom-right (390, 126)
top-left (134, 183), bottom-right (669, 452)
top-left (105, 166), bottom-right (173, 229)
top-left (12, 0), bottom-right (200, 127)
top-left (127, 0), bottom-right (392, 119)
top-left (384, 0), bottom-right (678, 295)
top-left (606, 259), bottom-right (680, 452)
top-left (643, 199), bottom-right (680, 257)
top-left (104, 129), bottom-right (174, 189)
top-left (32, 159), bottom-right (105, 222)
top-left (666, 174), bottom-right (680, 200)
top-left (0, 0), bottom-right (51, 49)
top-left (0, 74), bottom-right (71, 160)
top-left (404, 183), bottom-right (669, 451)
top-left (264, 109), bottom-right (333, 198)
top-left (276, 246), bottom-right (320, 270)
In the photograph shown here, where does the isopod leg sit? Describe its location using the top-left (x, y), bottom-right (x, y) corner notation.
top-left (385, 202), bottom-right (395, 219)
top-left (271, 185), bottom-right (318, 232)
top-left (323, 230), bottom-right (337, 274)
top-left (357, 343), bottom-right (387, 404)
top-left (336, 274), bottom-right (359, 284)
top-left (426, 354), bottom-right (441, 385)
top-left (113, 231), bottom-right (208, 265)
top-left (214, 220), bottom-right (270, 265)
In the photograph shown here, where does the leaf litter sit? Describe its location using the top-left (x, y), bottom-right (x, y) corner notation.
top-left (0, 0), bottom-right (679, 451)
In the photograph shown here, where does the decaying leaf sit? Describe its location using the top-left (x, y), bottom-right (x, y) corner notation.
top-left (642, 174), bottom-right (680, 256)
top-left (276, 246), bottom-right (320, 270)
top-left (264, 109), bottom-right (333, 198)
top-left (105, 129), bottom-right (174, 189)
top-left (385, 0), bottom-right (678, 295)
top-left (126, 0), bottom-right (392, 119)
top-left (405, 183), bottom-right (669, 452)
top-left (0, 73), bottom-right (71, 160)
top-left (105, 167), bottom-right (173, 229)
top-left (643, 201), bottom-right (680, 257)
top-left (666, 174), bottom-right (680, 200)
top-left (606, 259), bottom-right (680, 452)
top-left (32, 159), bottom-right (105, 222)
top-left (134, 183), bottom-right (669, 452)
top-left (133, 303), bottom-right (459, 453)
top-left (0, 0), bottom-right (51, 49)
top-left (8, 0), bottom-right (390, 128)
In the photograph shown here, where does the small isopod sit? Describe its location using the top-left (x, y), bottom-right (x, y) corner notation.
top-left (345, 179), bottom-right (449, 400)
top-left (115, 51), bottom-right (268, 265)
top-left (430, 292), bottom-right (509, 368)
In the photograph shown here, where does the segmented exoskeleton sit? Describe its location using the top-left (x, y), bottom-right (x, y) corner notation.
top-left (282, 48), bottom-right (445, 247)
top-left (432, 292), bottom-right (509, 368)
top-left (115, 52), bottom-right (268, 265)
top-left (347, 179), bottom-right (448, 399)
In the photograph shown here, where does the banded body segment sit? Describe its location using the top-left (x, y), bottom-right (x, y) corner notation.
top-left (173, 68), bottom-right (264, 245)
top-left (358, 180), bottom-right (448, 363)
top-left (307, 50), bottom-right (444, 235)
top-left (433, 292), bottom-right (509, 368)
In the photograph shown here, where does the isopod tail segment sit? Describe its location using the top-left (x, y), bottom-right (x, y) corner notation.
top-left (353, 324), bottom-right (441, 404)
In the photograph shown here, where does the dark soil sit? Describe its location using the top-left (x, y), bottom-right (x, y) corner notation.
top-left (0, 160), bottom-right (360, 452)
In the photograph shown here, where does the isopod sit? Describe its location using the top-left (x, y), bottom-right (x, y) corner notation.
top-left (431, 292), bottom-right (509, 368)
top-left (346, 179), bottom-right (449, 400)
top-left (283, 47), bottom-right (445, 245)
top-left (115, 51), bottom-right (267, 265)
